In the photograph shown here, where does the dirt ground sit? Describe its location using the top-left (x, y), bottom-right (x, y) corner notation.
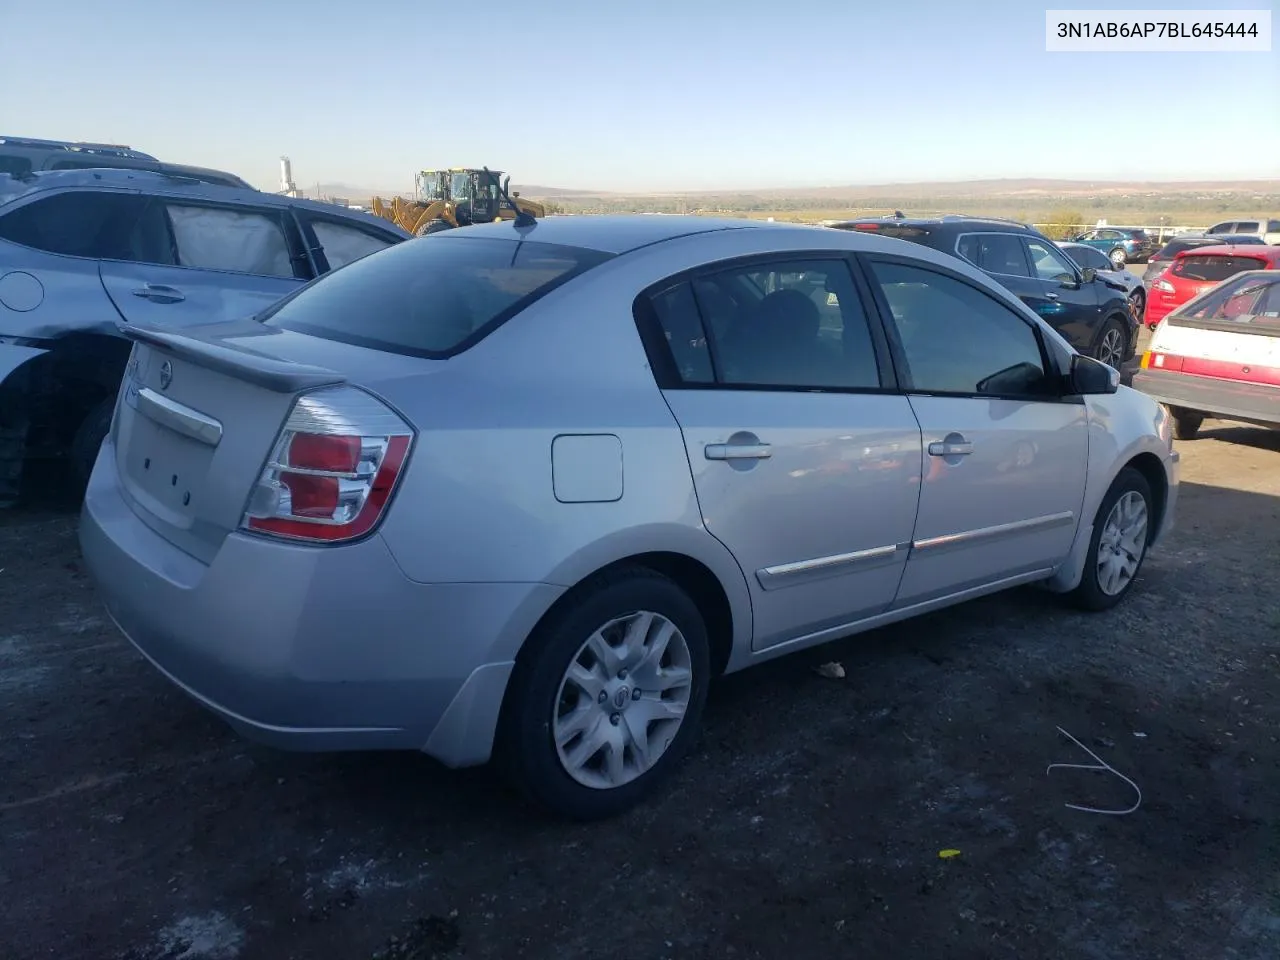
top-left (3, 371), bottom-right (1278, 959)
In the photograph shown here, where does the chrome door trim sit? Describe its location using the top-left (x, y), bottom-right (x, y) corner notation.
top-left (912, 511), bottom-right (1074, 554)
top-left (756, 542), bottom-right (907, 591)
top-left (135, 387), bottom-right (223, 446)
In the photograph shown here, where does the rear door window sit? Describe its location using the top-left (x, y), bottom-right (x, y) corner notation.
top-left (1173, 255), bottom-right (1267, 282)
top-left (965, 233), bottom-right (1030, 277)
top-left (637, 259), bottom-right (884, 390)
top-left (0, 156), bottom-right (32, 177)
top-left (307, 217), bottom-right (399, 270)
top-left (0, 189), bottom-right (148, 258)
top-left (162, 202), bottom-right (296, 278)
top-left (262, 236), bottom-right (612, 358)
top-left (1234, 221), bottom-right (1261, 233)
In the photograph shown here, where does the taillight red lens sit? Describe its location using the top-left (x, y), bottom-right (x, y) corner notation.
top-left (854, 223), bottom-right (880, 231)
top-left (242, 387), bottom-right (414, 544)
top-left (289, 433), bottom-right (361, 472)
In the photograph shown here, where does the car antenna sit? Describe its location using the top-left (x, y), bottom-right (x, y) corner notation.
top-left (483, 166), bottom-right (537, 229)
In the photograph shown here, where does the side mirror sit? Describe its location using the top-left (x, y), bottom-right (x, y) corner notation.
top-left (1081, 266), bottom-right (1098, 283)
top-left (512, 190), bottom-right (520, 198)
top-left (1069, 353), bottom-right (1120, 395)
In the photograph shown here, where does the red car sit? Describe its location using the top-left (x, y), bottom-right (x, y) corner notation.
top-left (1146, 244), bottom-right (1280, 330)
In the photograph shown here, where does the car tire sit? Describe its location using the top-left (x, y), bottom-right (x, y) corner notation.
top-left (1129, 288), bottom-right (1145, 322)
top-left (1091, 317), bottom-right (1128, 369)
top-left (1069, 467), bottom-right (1154, 612)
top-left (498, 566), bottom-right (711, 821)
top-left (70, 397), bottom-right (114, 489)
top-left (1167, 406), bottom-right (1203, 441)
top-left (416, 219), bottom-right (452, 236)
top-left (1109, 247), bottom-right (1128, 268)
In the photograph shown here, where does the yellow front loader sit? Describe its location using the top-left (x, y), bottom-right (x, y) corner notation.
top-left (370, 167), bottom-right (544, 237)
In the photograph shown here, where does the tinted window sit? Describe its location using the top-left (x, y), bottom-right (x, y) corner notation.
top-left (963, 233), bottom-right (1029, 277)
top-left (868, 261), bottom-right (1051, 397)
top-left (645, 283), bottom-right (715, 384)
top-left (1207, 222), bottom-right (1235, 234)
top-left (683, 259), bottom-right (881, 389)
top-left (263, 236), bottom-right (611, 358)
top-left (163, 203), bottom-right (294, 278)
top-left (0, 156), bottom-right (32, 177)
top-left (1234, 221), bottom-right (1261, 233)
top-left (0, 190), bottom-right (147, 258)
top-left (1269, 221), bottom-right (1280, 233)
top-left (1173, 254), bottom-right (1267, 282)
top-left (1025, 239), bottom-right (1078, 282)
top-left (310, 219), bottom-right (397, 270)
top-left (1065, 245), bottom-right (1110, 271)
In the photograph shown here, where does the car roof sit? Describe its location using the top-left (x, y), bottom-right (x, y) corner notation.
top-left (826, 214), bottom-right (1040, 234)
top-left (1173, 243), bottom-right (1280, 259)
top-left (433, 213), bottom-right (798, 254)
top-left (0, 168), bottom-right (411, 236)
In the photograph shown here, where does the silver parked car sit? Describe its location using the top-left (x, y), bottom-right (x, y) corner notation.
top-left (79, 215), bottom-right (1180, 820)
top-left (0, 168), bottom-right (410, 505)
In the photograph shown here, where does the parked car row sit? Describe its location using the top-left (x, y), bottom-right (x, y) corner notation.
top-left (1139, 241), bottom-right (1280, 331)
top-left (828, 214), bottom-right (1140, 370)
top-left (0, 167), bottom-right (411, 505)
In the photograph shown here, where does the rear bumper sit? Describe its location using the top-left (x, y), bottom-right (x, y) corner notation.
top-left (1132, 369), bottom-right (1280, 428)
top-left (79, 443), bottom-right (563, 766)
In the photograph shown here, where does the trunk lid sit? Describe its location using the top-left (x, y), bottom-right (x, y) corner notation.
top-left (111, 318), bottom-right (438, 563)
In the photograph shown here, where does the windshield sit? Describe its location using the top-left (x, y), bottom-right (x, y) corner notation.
top-left (450, 172), bottom-right (472, 201)
top-left (263, 236), bottom-right (614, 358)
top-left (419, 171), bottom-right (446, 201)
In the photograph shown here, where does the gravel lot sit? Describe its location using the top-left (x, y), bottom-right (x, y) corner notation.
top-left (3, 324), bottom-right (1278, 960)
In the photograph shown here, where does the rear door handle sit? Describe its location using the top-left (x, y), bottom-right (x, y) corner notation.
top-left (705, 442), bottom-right (772, 461)
top-left (132, 283), bottom-right (185, 304)
top-left (928, 440), bottom-right (973, 457)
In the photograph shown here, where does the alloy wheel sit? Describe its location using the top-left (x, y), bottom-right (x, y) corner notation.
top-left (1096, 326), bottom-right (1126, 369)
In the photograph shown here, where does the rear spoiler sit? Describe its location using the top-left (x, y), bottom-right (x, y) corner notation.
top-left (120, 323), bottom-right (346, 393)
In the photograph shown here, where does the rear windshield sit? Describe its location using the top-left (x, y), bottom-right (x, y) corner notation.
top-left (1175, 274), bottom-right (1280, 334)
top-left (1172, 254), bottom-right (1267, 283)
top-left (1127, 230), bottom-right (1148, 240)
top-left (839, 223), bottom-right (931, 240)
top-left (262, 235), bottom-right (613, 358)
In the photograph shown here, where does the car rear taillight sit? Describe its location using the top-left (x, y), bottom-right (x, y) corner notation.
top-left (242, 385), bottom-right (414, 543)
top-left (1154, 279), bottom-right (1175, 293)
top-left (853, 223), bottom-right (880, 230)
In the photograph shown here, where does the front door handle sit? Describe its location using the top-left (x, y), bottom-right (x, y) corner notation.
top-left (928, 439), bottom-right (973, 457)
top-left (1045, 292), bottom-right (1060, 301)
top-left (132, 283), bottom-right (186, 304)
top-left (705, 442), bottom-right (772, 461)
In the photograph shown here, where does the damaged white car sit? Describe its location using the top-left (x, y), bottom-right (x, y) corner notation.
top-left (0, 168), bottom-right (409, 505)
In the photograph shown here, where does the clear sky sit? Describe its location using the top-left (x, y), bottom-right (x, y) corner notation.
top-left (2, 0), bottom-right (1276, 192)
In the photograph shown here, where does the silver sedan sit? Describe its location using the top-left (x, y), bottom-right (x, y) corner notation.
top-left (80, 215), bottom-right (1180, 820)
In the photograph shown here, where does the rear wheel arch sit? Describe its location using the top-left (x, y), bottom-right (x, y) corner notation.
top-left (516, 550), bottom-right (738, 680)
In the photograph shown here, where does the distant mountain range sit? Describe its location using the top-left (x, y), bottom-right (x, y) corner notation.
top-left (306, 177), bottom-right (1280, 203)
